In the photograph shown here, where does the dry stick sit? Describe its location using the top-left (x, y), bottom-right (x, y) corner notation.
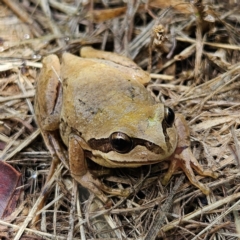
top-left (176, 36), bottom-right (240, 50)
top-left (37, 194), bottom-right (64, 216)
top-left (123, 0), bottom-right (140, 54)
top-left (94, 199), bottom-right (125, 238)
top-left (14, 164), bottom-right (63, 240)
top-left (191, 0), bottom-right (204, 82)
top-left (2, 0), bottom-right (42, 37)
top-left (1, 115), bottom-right (34, 132)
top-left (179, 63), bottom-right (240, 102)
top-left (144, 174), bottom-right (185, 240)
top-left (192, 198), bottom-right (240, 240)
top-left (0, 117), bottom-right (33, 160)
top-left (77, 190), bottom-right (87, 240)
top-left (0, 62), bottom-right (41, 71)
top-left (202, 221), bottom-right (231, 238)
top-left (230, 127), bottom-right (240, 235)
top-left (0, 91), bottom-right (35, 103)
top-left (67, 180), bottom-right (77, 240)
top-left (48, 0), bottom-right (77, 14)
top-left (195, 73), bottom-right (240, 113)
top-left (53, 180), bottom-right (60, 235)
top-left (128, 19), bottom-right (155, 59)
top-left (161, 192), bottom-right (240, 233)
top-left (230, 126), bottom-right (240, 167)
top-left (0, 133), bottom-right (19, 147)
top-left (2, 129), bottom-right (40, 161)
top-left (150, 73), bottom-right (174, 80)
top-left (157, 43), bottom-right (196, 73)
top-left (194, 27), bottom-right (203, 82)
top-left (40, 0), bottom-right (65, 48)
top-left (17, 74), bottom-right (35, 120)
top-left (0, 219), bottom-right (69, 240)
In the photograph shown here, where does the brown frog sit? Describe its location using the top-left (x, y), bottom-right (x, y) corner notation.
top-left (34, 47), bottom-right (218, 203)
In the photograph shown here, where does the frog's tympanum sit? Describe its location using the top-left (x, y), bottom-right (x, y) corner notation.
top-left (35, 47), bottom-right (218, 203)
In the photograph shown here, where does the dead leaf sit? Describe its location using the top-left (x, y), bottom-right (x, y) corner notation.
top-left (87, 7), bottom-right (127, 23)
top-left (0, 161), bottom-right (21, 218)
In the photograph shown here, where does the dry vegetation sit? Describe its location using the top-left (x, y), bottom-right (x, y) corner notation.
top-left (0, 0), bottom-right (240, 239)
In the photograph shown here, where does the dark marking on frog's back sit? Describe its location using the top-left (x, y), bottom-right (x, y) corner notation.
top-left (78, 99), bottom-right (86, 106)
top-left (77, 98), bottom-right (100, 119)
top-left (124, 79), bottom-right (146, 101)
top-left (62, 78), bottom-right (68, 86)
top-left (128, 86), bottom-right (136, 100)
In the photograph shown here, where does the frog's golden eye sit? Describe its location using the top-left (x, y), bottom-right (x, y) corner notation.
top-left (110, 132), bottom-right (133, 154)
top-left (164, 107), bottom-right (175, 126)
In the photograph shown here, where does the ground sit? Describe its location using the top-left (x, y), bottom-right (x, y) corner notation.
top-left (0, 0), bottom-right (240, 239)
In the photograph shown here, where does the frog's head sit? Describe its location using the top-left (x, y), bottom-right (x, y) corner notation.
top-left (87, 104), bottom-right (177, 168)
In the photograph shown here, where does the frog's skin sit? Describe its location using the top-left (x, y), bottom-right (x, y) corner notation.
top-left (34, 46), bottom-right (218, 203)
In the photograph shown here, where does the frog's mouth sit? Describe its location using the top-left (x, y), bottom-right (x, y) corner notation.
top-left (104, 155), bottom-right (162, 168)
top-left (106, 158), bottom-right (162, 168)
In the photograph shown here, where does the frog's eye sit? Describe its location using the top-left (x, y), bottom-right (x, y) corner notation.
top-left (164, 107), bottom-right (175, 126)
top-left (110, 132), bottom-right (133, 154)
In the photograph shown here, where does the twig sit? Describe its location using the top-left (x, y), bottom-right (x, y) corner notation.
top-left (2, 0), bottom-right (42, 37)
top-left (67, 179), bottom-right (77, 240)
top-left (162, 192), bottom-right (240, 233)
top-left (2, 129), bottom-right (40, 161)
top-left (13, 164), bottom-right (63, 240)
top-left (144, 174), bottom-right (185, 240)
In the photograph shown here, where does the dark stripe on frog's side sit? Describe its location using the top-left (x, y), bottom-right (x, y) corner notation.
top-left (88, 137), bottom-right (164, 154)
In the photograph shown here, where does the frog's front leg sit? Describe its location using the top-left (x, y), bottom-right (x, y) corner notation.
top-left (162, 114), bottom-right (218, 194)
top-left (69, 134), bottom-right (129, 204)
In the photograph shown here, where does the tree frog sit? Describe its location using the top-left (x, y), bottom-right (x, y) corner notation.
top-left (34, 47), bottom-right (218, 203)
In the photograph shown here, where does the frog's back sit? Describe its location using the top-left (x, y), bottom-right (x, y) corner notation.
top-left (60, 53), bottom-right (156, 140)
top-left (61, 53), bottom-right (154, 110)
top-left (71, 63), bottom-right (153, 107)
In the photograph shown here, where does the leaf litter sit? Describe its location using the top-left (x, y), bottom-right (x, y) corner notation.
top-left (0, 0), bottom-right (240, 239)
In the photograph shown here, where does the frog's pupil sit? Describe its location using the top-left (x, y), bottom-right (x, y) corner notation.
top-left (110, 132), bottom-right (132, 154)
top-left (164, 107), bottom-right (175, 126)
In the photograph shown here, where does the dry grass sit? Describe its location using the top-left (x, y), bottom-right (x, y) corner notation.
top-left (0, 0), bottom-right (240, 239)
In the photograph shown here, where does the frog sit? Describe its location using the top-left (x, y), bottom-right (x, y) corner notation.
top-left (34, 46), bottom-right (218, 204)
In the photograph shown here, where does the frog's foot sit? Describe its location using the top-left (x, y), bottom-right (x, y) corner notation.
top-left (73, 171), bottom-right (129, 204)
top-left (69, 134), bottom-right (130, 204)
top-left (163, 114), bottom-right (219, 194)
top-left (162, 146), bottom-right (218, 195)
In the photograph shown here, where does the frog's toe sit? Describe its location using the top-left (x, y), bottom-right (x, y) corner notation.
top-left (100, 185), bottom-right (130, 197)
top-left (186, 175), bottom-right (210, 195)
top-left (161, 158), bottom-right (178, 186)
top-left (94, 177), bottom-right (130, 197)
top-left (192, 166), bottom-right (219, 179)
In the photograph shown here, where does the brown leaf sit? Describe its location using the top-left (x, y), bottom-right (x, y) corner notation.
top-left (87, 7), bottom-right (127, 23)
top-left (0, 161), bottom-right (21, 218)
top-left (149, 0), bottom-right (191, 14)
